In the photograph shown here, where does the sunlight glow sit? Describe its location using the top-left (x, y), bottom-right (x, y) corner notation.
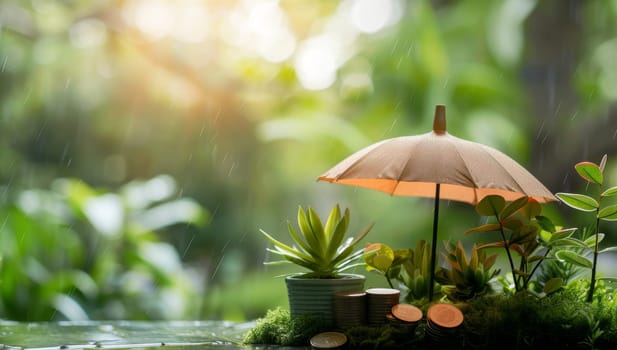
top-left (69, 18), bottom-right (107, 49)
top-left (124, 0), bottom-right (209, 43)
top-left (294, 34), bottom-right (341, 90)
top-left (351, 0), bottom-right (394, 33)
top-left (171, 1), bottom-right (209, 43)
top-left (221, 0), bottom-right (296, 63)
top-left (132, 0), bottom-right (174, 40)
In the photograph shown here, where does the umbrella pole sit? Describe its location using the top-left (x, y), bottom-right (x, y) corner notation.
top-left (429, 183), bottom-right (440, 301)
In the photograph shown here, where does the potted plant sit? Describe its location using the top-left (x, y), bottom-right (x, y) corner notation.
top-left (260, 204), bottom-right (374, 326)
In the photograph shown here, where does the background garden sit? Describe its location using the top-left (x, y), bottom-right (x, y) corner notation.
top-left (1, 0), bottom-right (617, 322)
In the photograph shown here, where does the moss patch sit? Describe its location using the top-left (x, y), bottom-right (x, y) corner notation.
top-left (245, 282), bottom-right (617, 349)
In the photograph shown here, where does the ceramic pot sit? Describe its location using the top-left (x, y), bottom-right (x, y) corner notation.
top-left (285, 273), bottom-right (365, 326)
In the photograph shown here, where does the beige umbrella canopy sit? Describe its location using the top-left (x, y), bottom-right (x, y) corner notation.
top-left (319, 105), bottom-right (556, 204)
top-left (318, 104), bottom-right (556, 300)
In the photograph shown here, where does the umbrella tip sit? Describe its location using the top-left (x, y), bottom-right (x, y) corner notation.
top-left (433, 104), bottom-right (446, 134)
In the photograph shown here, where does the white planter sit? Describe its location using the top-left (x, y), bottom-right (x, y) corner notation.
top-left (285, 274), bottom-right (366, 326)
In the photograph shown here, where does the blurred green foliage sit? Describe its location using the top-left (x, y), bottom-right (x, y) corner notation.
top-left (0, 176), bottom-right (206, 320)
top-left (0, 0), bottom-right (617, 321)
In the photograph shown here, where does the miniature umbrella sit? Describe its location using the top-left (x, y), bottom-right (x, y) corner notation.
top-left (318, 104), bottom-right (556, 300)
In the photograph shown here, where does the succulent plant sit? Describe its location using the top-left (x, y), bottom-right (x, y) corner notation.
top-left (260, 204), bottom-right (373, 278)
top-left (435, 240), bottom-right (500, 301)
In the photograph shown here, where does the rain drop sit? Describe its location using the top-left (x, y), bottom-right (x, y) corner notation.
top-left (390, 38), bottom-right (400, 55)
top-left (210, 254), bottom-right (225, 281)
top-left (181, 233), bottom-right (196, 258)
top-left (1, 56), bottom-right (7, 72)
top-left (396, 56), bottom-right (404, 69)
top-left (536, 119), bottom-right (545, 138)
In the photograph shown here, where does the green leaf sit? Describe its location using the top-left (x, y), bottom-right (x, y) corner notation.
top-left (535, 215), bottom-right (556, 233)
top-left (545, 237), bottom-right (588, 249)
top-left (555, 193), bottom-right (599, 212)
top-left (297, 207), bottom-right (320, 251)
top-left (575, 161), bottom-right (603, 185)
top-left (502, 218), bottom-right (523, 231)
top-left (549, 228), bottom-right (577, 242)
top-left (499, 196), bottom-right (528, 220)
top-left (601, 186), bottom-right (617, 197)
top-left (599, 247), bottom-right (617, 254)
top-left (543, 277), bottom-right (563, 295)
top-left (556, 250), bottom-right (592, 269)
top-left (510, 225), bottom-right (537, 245)
top-left (584, 234), bottom-right (604, 248)
top-left (260, 230), bottom-right (315, 264)
top-left (287, 222), bottom-right (316, 257)
top-left (476, 195), bottom-right (505, 217)
top-left (323, 204), bottom-right (342, 240)
top-left (307, 207), bottom-right (327, 251)
top-left (476, 242), bottom-right (506, 250)
top-left (363, 243), bottom-right (394, 272)
top-left (539, 230), bottom-right (551, 243)
top-left (465, 223), bottom-right (501, 234)
top-left (325, 208), bottom-right (349, 260)
top-left (599, 204), bottom-right (617, 221)
top-left (392, 249), bottom-right (412, 266)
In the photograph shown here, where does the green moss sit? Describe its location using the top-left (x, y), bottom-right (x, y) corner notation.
top-left (345, 323), bottom-right (426, 349)
top-left (242, 307), bottom-right (328, 346)
top-left (462, 284), bottom-right (617, 349)
top-left (246, 283), bottom-right (617, 349)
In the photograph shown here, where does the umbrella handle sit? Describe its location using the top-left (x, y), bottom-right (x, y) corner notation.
top-left (428, 183), bottom-right (440, 301)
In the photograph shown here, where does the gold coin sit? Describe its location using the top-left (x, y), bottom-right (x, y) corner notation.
top-left (310, 332), bottom-right (347, 349)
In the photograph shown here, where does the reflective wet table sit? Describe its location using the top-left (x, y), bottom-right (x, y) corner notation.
top-left (0, 321), bottom-right (306, 350)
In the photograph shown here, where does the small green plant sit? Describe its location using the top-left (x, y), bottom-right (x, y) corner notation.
top-left (260, 204), bottom-right (373, 278)
top-left (435, 240), bottom-right (500, 301)
top-left (555, 154), bottom-right (617, 302)
top-left (362, 240), bottom-right (442, 303)
top-left (466, 195), bottom-right (574, 294)
top-left (363, 242), bottom-right (410, 288)
top-left (397, 240), bottom-right (441, 304)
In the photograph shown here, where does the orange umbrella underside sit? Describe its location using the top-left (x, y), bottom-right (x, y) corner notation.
top-left (318, 131), bottom-right (556, 204)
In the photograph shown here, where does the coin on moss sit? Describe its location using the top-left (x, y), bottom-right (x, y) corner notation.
top-left (310, 331), bottom-right (347, 349)
top-left (391, 303), bottom-right (423, 323)
top-left (427, 303), bottom-right (464, 328)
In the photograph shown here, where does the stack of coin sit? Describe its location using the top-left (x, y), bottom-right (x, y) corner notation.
top-left (333, 291), bottom-right (367, 328)
top-left (425, 303), bottom-right (464, 346)
top-left (310, 331), bottom-right (347, 350)
top-left (365, 288), bottom-right (400, 325)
